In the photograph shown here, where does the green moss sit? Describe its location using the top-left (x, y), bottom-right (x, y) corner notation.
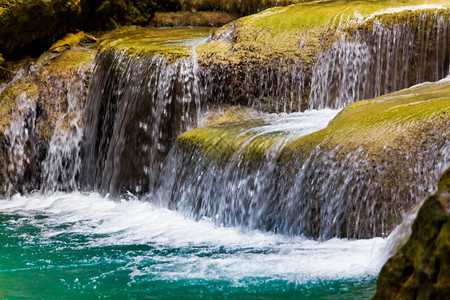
top-left (99, 26), bottom-right (214, 61)
top-left (152, 11), bottom-right (238, 27)
top-left (438, 167), bottom-right (450, 192)
top-left (374, 191), bottom-right (450, 299)
top-left (38, 46), bottom-right (96, 77)
top-left (197, 0), bottom-right (450, 65)
top-left (178, 80), bottom-right (450, 164)
top-left (0, 82), bottom-right (38, 131)
top-left (179, 117), bottom-right (269, 163)
top-left (285, 80), bottom-right (450, 156)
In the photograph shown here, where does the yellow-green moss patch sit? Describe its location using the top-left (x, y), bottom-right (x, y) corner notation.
top-left (99, 26), bottom-right (214, 60)
top-left (38, 46), bottom-right (96, 77)
top-left (152, 11), bottom-right (238, 27)
top-left (197, 0), bottom-right (450, 65)
top-left (178, 79), bottom-right (450, 164)
top-left (285, 80), bottom-right (450, 156)
top-left (0, 82), bottom-right (38, 131)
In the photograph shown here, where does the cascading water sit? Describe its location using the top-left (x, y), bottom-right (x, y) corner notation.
top-left (157, 109), bottom-right (449, 239)
top-left (40, 65), bottom-right (92, 193)
top-left (0, 50), bottom-right (94, 196)
top-left (310, 10), bottom-right (450, 108)
top-left (3, 89), bottom-right (39, 195)
top-left (81, 48), bottom-right (203, 195)
top-left (0, 5), bottom-right (449, 298)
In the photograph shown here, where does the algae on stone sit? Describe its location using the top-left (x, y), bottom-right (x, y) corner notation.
top-left (176, 80), bottom-right (450, 238)
top-left (438, 167), bottom-right (450, 192)
top-left (179, 79), bottom-right (450, 163)
top-left (193, 0), bottom-right (450, 111)
top-left (374, 189), bottom-right (450, 299)
top-left (0, 45), bottom-right (95, 195)
top-left (198, 0), bottom-right (450, 64)
top-left (99, 26), bottom-right (214, 61)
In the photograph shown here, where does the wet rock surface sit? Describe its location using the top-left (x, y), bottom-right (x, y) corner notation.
top-left (175, 80), bottom-right (450, 239)
top-left (374, 170), bottom-right (450, 299)
top-left (0, 47), bottom-right (95, 195)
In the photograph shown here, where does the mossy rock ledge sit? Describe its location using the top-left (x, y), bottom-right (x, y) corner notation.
top-left (177, 79), bottom-right (450, 238)
top-left (0, 46), bottom-right (95, 195)
top-left (195, 0), bottom-right (450, 111)
top-left (373, 168), bottom-right (450, 299)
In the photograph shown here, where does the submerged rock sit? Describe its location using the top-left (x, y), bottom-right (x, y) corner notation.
top-left (373, 169), bottom-right (450, 299)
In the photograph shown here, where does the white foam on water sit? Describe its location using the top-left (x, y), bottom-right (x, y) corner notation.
top-left (367, 4), bottom-right (447, 20)
top-left (254, 108), bottom-right (340, 136)
top-left (0, 192), bottom-right (387, 284)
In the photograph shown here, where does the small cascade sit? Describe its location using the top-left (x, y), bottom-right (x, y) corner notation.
top-left (309, 10), bottom-right (450, 109)
top-left (3, 85), bottom-right (39, 195)
top-left (81, 49), bottom-right (203, 195)
top-left (40, 67), bottom-right (91, 193)
top-left (0, 52), bottom-right (94, 196)
top-left (156, 110), bottom-right (449, 239)
top-left (155, 110), bottom-right (338, 229)
top-left (200, 58), bottom-right (306, 112)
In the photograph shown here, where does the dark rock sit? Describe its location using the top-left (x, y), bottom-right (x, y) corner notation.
top-left (373, 170), bottom-right (450, 299)
top-left (0, 0), bottom-right (83, 56)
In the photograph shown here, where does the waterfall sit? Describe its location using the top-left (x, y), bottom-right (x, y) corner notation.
top-left (40, 66), bottom-right (92, 193)
top-left (309, 10), bottom-right (450, 109)
top-left (3, 89), bottom-right (38, 195)
top-left (200, 58), bottom-right (307, 113)
top-left (156, 122), bottom-right (449, 239)
top-left (81, 49), bottom-right (203, 196)
top-left (200, 10), bottom-right (449, 112)
top-left (1, 52), bottom-right (94, 196)
top-left (0, 9), bottom-right (448, 240)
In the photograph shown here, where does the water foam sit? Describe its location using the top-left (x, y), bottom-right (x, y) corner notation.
top-left (0, 192), bottom-right (387, 284)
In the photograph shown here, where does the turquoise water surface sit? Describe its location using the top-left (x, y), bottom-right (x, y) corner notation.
top-left (0, 193), bottom-right (386, 299)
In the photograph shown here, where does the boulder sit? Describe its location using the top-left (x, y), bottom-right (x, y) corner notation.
top-left (373, 169), bottom-right (450, 299)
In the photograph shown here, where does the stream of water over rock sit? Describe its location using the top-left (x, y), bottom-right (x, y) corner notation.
top-left (0, 7), bottom-right (449, 298)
